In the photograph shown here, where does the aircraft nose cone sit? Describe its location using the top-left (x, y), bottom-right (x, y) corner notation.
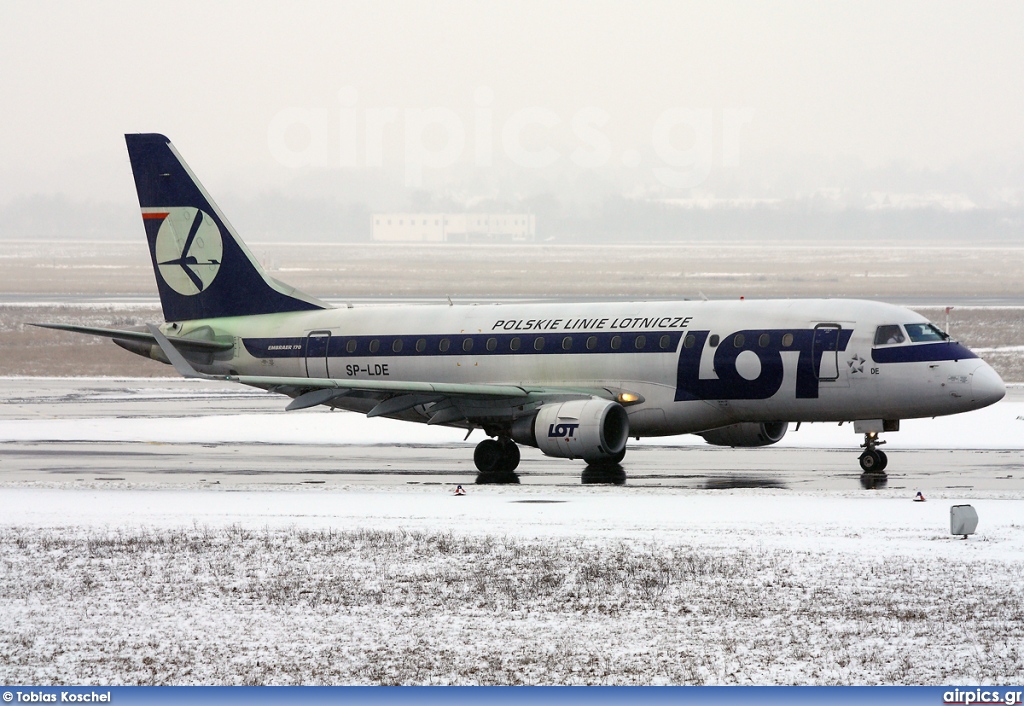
top-left (971, 364), bottom-right (1006, 408)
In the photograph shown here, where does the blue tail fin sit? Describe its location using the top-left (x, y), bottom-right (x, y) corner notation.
top-left (125, 133), bottom-right (327, 322)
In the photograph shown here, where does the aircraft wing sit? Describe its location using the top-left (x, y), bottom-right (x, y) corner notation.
top-left (144, 324), bottom-right (621, 423)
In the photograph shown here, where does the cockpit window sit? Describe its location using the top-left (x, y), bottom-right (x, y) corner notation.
top-left (874, 325), bottom-right (905, 345)
top-left (905, 323), bottom-right (948, 342)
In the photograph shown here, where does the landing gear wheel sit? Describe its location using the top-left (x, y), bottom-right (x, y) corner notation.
top-left (474, 438), bottom-right (521, 484)
top-left (859, 450), bottom-right (884, 473)
top-left (498, 438), bottom-right (521, 472)
top-left (580, 446), bottom-right (627, 485)
top-left (858, 431), bottom-right (889, 475)
top-left (473, 439), bottom-right (504, 474)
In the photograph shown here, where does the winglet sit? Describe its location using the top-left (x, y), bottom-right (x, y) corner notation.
top-left (146, 323), bottom-right (214, 380)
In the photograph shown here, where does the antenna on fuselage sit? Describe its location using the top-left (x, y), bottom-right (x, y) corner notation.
top-left (698, 291), bottom-right (709, 301)
top-left (446, 295), bottom-right (454, 307)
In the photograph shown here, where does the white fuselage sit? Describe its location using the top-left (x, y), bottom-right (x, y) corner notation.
top-left (180, 297), bottom-right (1004, 436)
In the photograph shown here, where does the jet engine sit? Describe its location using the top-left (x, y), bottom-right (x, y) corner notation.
top-left (699, 421), bottom-right (788, 447)
top-left (511, 399), bottom-right (629, 463)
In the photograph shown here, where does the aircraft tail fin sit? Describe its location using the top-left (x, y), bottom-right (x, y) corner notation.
top-left (124, 133), bottom-right (328, 322)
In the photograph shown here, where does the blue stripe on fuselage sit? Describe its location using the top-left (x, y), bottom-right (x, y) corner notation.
top-left (871, 341), bottom-right (977, 364)
top-left (243, 330), bottom-right (682, 359)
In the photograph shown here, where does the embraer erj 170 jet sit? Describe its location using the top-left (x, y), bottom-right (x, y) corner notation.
top-left (37, 134), bottom-right (1006, 482)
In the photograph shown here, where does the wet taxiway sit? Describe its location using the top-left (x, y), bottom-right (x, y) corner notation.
top-left (1, 377), bottom-right (1022, 492)
top-left (2, 439), bottom-right (1022, 492)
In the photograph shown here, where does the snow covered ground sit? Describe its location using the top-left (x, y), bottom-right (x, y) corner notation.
top-left (2, 379), bottom-right (1023, 684)
top-left (2, 379), bottom-right (1023, 451)
top-left (1, 485), bottom-right (1022, 685)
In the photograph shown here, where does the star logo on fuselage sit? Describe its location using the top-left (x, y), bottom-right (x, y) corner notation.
top-left (847, 353), bottom-right (866, 374)
top-left (153, 208), bottom-right (223, 296)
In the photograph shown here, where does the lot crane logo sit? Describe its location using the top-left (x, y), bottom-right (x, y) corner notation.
top-left (153, 208), bottom-right (223, 296)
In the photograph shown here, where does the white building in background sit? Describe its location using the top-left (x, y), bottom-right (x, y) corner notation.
top-left (372, 213), bottom-right (536, 243)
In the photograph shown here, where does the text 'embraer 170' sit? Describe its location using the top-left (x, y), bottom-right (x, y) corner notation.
top-left (35, 134), bottom-right (1006, 484)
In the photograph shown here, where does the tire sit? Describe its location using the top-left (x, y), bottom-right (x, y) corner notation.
top-left (499, 438), bottom-right (521, 472)
top-left (876, 450), bottom-right (888, 472)
top-left (859, 450), bottom-right (882, 473)
top-left (474, 439), bottom-right (504, 474)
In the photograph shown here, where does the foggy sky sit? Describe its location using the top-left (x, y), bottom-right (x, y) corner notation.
top-left (1, 1), bottom-right (1022, 233)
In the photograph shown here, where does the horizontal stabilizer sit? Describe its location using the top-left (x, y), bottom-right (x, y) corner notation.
top-left (146, 323), bottom-right (212, 378)
top-left (32, 323), bottom-right (233, 352)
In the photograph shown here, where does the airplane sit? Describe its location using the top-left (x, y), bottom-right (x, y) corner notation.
top-left (35, 133), bottom-right (1006, 482)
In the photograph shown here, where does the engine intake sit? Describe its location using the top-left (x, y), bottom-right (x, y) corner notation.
top-left (511, 399), bottom-right (629, 463)
top-left (699, 421), bottom-right (788, 447)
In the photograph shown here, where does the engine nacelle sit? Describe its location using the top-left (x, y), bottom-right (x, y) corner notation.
top-left (511, 399), bottom-right (629, 463)
top-left (699, 421), bottom-right (788, 447)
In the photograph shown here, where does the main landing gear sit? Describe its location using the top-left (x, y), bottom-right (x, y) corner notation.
top-left (858, 431), bottom-right (888, 473)
top-left (473, 437), bottom-right (521, 484)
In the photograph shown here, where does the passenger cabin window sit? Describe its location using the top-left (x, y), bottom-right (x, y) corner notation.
top-left (486, 338), bottom-right (497, 351)
top-left (392, 339), bottom-right (403, 353)
top-left (462, 338), bottom-right (474, 352)
top-left (610, 335), bottom-right (622, 350)
top-left (369, 339), bottom-right (380, 353)
top-left (874, 325), bottom-right (905, 346)
top-left (346, 339), bottom-right (357, 354)
top-left (709, 334), bottom-right (720, 347)
top-left (905, 323), bottom-right (948, 343)
top-left (586, 336), bottom-right (597, 351)
top-left (510, 337), bottom-right (521, 351)
top-left (439, 338), bottom-right (450, 352)
top-left (415, 339), bottom-right (426, 353)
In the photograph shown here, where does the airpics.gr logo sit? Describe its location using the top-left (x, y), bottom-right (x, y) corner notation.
top-left (943, 688), bottom-right (1023, 705)
top-left (153, 207), bottom-right (223, 296)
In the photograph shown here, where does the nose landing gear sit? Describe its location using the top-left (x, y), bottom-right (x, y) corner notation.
top-left (859, 431), bottom-right (888, 473)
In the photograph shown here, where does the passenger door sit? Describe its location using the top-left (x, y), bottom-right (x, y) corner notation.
top-left (813, 324), bottom-right (841, 382)
top-left (305, 331), bottom-right (331, 378)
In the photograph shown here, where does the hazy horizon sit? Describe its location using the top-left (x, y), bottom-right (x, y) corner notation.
top-left (1, 1), bottom-right (1022, 242)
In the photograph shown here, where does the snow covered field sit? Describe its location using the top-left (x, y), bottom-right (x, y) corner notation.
top-left (2, 378), bottom-right (1024, 451)
top-left (1, 486), bottom-right (1023, 685)
top-left (2, 379), bottom-right (1024, 685)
